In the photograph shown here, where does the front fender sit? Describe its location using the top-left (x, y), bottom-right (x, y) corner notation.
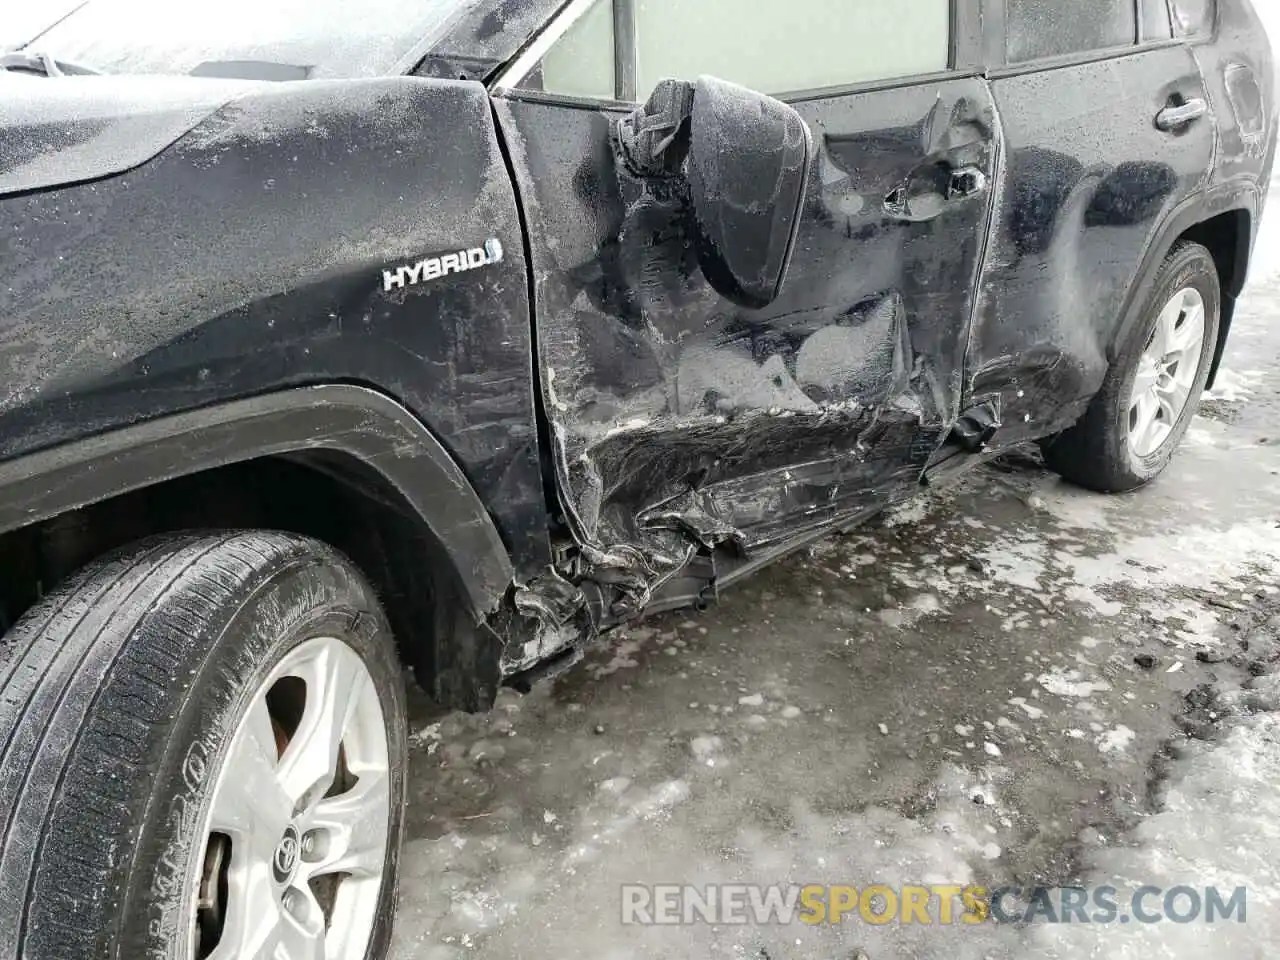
top-left (0, 75), bottom-right (549, 578)
top-left (0, 384), bottom-right (514, 619)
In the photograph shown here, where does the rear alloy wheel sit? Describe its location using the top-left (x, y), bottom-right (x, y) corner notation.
top-left (0, 532), bottom-right (407, 960)
top-left (1126, 286), bottom-right (1207, 459)
top-left (1042, 241), bottom-right (1221, 492)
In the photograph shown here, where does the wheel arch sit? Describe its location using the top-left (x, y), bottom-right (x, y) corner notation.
top-left (1110, 185), bottom-right (1258, 391)
top-left (1180, 206), bottom-right (1253, 390)
top-left (0, 385), bottom-right (517, 710)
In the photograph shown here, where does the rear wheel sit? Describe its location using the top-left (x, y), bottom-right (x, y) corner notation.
top-left (0, 531), bottom-right (407, 960)
top-left (1041, 241), bottom-right (1221, 492)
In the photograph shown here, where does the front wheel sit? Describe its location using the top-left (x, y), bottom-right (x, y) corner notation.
top-left (0, 531), bottom-right (407, 960)
top-left (1042, 240), bottom-right (1221, 492)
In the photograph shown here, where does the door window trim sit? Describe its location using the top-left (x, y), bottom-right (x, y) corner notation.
top-left (492, 0), bottom-right (605, 96)
top-left (613, 0), bottom-right (638, 100)
top-left (491, 0), bottom-right (982, 105)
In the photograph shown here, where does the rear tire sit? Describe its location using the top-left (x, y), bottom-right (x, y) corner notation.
top-left (1041, 241), bottom-right (1221, 492)
top-left (0, 531), bottom-right (407, 960)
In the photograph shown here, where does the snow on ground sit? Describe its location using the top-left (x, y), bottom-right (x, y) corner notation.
top-left (392, 354), bottom-right (1280, 960)
top-left (1022, 685), bottom-right (1280, 959)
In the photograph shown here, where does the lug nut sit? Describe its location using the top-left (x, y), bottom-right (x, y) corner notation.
top-left (282, 887), bottom-right (314, 923)
top-left (300, 829), bottom-right (329, 861)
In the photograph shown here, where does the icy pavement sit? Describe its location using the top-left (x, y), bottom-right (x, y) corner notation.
top-left (1017, 643), bottom-right (1280, 959)
top-left (388, 193), bottom-right (1280, 960)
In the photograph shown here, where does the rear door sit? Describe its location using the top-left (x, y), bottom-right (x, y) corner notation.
top-left (491, 0), bottom-right (999, 612)
top-left (965, 0), bottom-right (1216, 444)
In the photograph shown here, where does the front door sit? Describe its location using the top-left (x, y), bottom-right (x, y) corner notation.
top-left (492, 0), bottom-right (998, 614)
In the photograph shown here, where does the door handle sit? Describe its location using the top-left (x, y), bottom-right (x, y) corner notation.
top-left (1156, 98), bottom-right (1207, 132)
top-left (947, 166), bottom-right (988, 200)
top-left (884, 163), bottom-right (988, 221)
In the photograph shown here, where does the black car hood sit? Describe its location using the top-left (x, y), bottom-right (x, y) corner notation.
top-left (0, 74), bottom-right (264, 195)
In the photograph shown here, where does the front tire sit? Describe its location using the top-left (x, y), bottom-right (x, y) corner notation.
top-left (0, 531), bottom-right (407, 960)
top-left (1042, 241), bottom-right (1221, 492)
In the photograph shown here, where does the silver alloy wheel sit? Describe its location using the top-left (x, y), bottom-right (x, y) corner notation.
top-left (1128, 286), bottom-right (1207, 458)
top-left (192, 636), bottom-right (391, 960)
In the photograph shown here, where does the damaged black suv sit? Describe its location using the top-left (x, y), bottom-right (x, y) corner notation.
top-left (0, 0), bottom-right (1273, 956)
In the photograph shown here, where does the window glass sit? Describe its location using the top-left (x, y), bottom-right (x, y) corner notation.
top-left (530, 0), bottom-right (950, 101)
top-left (1006, 0), bottom-right (1137, 62)
top-left (1140, 0), bottom-right (1173, 40)
top-left (1170, 0), bottom-right (1215, 35)
top-left (537, 0), bottom-right (617, 99)
top-left (634, 0), bottom-right (949, 97)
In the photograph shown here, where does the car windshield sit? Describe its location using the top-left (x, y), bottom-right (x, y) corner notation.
top-left (10, 0), bottom-right (478, 79)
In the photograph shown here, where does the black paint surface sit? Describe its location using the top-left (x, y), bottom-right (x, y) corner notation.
top-left (0, 0), bottom-right (1275, 683)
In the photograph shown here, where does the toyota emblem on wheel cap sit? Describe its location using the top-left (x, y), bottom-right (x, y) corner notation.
top-left (273, 826), bottom-right (301, 883)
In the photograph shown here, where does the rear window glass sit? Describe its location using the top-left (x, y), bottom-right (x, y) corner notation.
top-left (1007, 0), bottom-right (1137, 62)
top-left (1170, 0), bottom-right (1216, 36)
top-left (1140, 0), bottom-right (1173, 40)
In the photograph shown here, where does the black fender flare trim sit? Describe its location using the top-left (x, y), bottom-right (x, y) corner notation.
top-left (0, 384), bottom-right (514, 619)
top-left (1109, 181), bottom-right (1259, 387)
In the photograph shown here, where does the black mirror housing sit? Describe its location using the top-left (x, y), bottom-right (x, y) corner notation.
top-left (687, 76), bottom-right (812, 309)
top-left (613, 76), bottom-right (813, 309)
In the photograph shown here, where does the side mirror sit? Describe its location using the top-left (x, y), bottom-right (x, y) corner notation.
top-left (614, 76), bottom-right (813, 309)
